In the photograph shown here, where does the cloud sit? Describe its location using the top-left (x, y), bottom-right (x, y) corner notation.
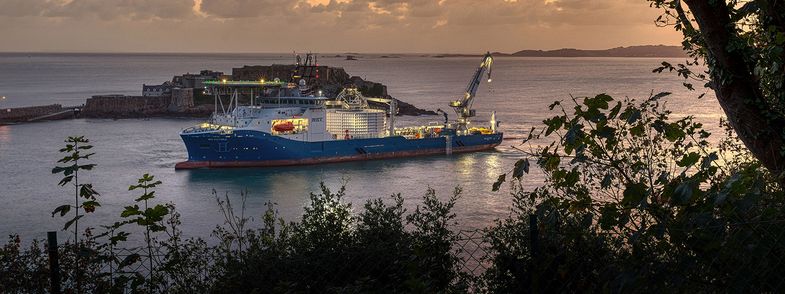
top-left (0, 0), bottom-right (49, 17)
top-left (0, 0), bottom-right (196, 20)
top-left (0, 0), bottom-right (680, 53)
top-left (199, 0), bottom-right (302, 18)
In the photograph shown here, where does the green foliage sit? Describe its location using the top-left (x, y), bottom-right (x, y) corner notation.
top-left (50, 136), bottom-right (100, 293)
top-left (119, 173), bottom-right (169, 292)
top-left (485, 93), bottom-right (785, 292)
top-left (0, 235), bottom-right (49, 293)
top-left (650, 0), bottom-right (785, 167)
top-left (210, 184), bottom-right (466, 293)
top-left (51, 136), bottom-right (99, 233)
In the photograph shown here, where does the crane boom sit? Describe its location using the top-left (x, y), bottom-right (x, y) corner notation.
top-left (449, 52), bottom-right (493, 133)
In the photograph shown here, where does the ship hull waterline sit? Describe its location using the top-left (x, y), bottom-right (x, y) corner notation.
top-left (175, 130), bottom-right (503, 169)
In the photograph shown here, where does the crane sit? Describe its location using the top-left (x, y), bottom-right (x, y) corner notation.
top-left (449, 52), bottom-right (493, 134)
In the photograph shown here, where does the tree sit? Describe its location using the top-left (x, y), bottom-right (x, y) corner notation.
top-left (649, 0), bottom-right (785, 181)
top-left (488, 93), bottom-right (785, 292)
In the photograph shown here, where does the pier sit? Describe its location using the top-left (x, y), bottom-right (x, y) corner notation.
top-left (0, 104), bottom-right (82, 124)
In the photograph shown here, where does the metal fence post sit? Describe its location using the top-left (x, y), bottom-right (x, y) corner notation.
top-left (47, 231), bottom-right (62, 294)
top-left (529, 214), bottom-right (539, 257)
top-left (529, 214), bottom-right (539, 293)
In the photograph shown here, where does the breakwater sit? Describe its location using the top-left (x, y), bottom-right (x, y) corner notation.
top-left (0, 104), bottom-right (79, 124)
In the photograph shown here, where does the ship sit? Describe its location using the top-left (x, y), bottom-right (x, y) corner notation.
top-left (175, 52), bottom-right (502, 169)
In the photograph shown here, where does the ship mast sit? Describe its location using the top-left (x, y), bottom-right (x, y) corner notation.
top-left (449, 52), bottom-right (493, 134)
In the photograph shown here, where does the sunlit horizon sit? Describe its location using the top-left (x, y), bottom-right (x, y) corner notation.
top-left (0, 0), bottom-right (682, 53)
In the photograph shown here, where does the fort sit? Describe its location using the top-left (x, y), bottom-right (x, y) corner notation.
top-left (0, 64), bottom-right (433, 124)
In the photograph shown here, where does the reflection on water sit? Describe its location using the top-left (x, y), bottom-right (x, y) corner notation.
top-left (0, 125), bottom-right (10, 145)
top-left (0, 56), bottom-right (727, 239)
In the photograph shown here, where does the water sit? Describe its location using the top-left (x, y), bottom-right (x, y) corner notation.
top-left (0, 53), bottom-right (723, 240)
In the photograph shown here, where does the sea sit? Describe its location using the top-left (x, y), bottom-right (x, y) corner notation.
top-left (0, 53), bottom-right (724, 241)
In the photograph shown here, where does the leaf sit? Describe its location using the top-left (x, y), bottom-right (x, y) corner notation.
top-left (621, 108), bottom-right (641, 124)
top-left (80, 184), bottom-right (100, 198)
top-left (542, 155), bottom-right (560, 172)
top-left (492, 174), bottom-right (506, 192)
top-left (673, 181), bottom-right (694, 204)
top-left (608, 102), bottom-right (622, 119)
top-left (109, 231), bottom-right (130, 245)
top-left (596, 125), bottom-right (617, 141)
top-left (119, 253), bottom-right (141, 268)
top-left (650, 92), bottom-right (672, 101)
top-left (583, 94), bottom-right (613, 110)
top-left (629, 124), bottom-right (645, 137)
top-left (63, 215), bottom-right (84, 231)
top-left (135, 191), bottom-right (156, 202)
top-left (52, 205), bottom-right (71, 217)
top-left (599, 205), bottom-right (620, 230)
top-left (601, 173), bottom-right (613, 189)
top-left (543, 116), bottom-right (564, 136)
top-left (145, 204), bottom-right (170, 221)
top-left (664, 123), bottom-right (686, 142)
top-left (121, 205), bottom-right (141, 218)
top-left (565, 124), bottom-right (584, 149)
top-left (676, 152), bottom-right (701, 167)
top-left (622, 183), bottom-right (647, 208)
top-left (716, 173), bottom-right (742, 206)
top-left (701, 152), bottom-right (719, 169)
top-left (57, 175), bottom-right (74, 186)
top-left (562, 169), bottom-right (580, 187)
top-left (78, 164), bottom-right (96, 171)
top-left (512, 159), bottom-right (530, 179)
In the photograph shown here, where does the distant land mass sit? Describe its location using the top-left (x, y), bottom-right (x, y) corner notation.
top-left (433, 45), bottom-right (687, 58)
top-left (508, 45), bottom-right (686, 58)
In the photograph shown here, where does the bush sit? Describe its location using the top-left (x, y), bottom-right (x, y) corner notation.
top-left (211, 184), bottom-right (467, 293)
top-left (484, 93), bottom-right (785, 292)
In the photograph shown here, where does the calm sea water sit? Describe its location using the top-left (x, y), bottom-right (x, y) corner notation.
top-left (0, 53), bottom-right (723, 240)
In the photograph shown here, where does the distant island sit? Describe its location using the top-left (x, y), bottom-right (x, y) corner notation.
top-left (434, 45), bottom-right (687, 58)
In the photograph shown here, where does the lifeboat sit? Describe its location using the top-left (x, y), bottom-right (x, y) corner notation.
top-left (273, 121), bottom-right (295, 132)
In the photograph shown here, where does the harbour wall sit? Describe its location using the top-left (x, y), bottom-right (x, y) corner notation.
top-left (0, 104), bottom-right (66, 122)
top-left (81, 89), bottom-right (206, 118)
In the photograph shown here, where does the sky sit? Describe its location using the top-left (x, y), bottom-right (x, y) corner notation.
top-left (0, 0), bottom-right (683, 53)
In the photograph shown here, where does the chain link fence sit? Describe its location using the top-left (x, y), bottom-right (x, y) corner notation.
top-left (6, 216), bottom-right (785, 293)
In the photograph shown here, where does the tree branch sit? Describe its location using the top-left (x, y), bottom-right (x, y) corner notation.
top-left (683, 0), bottom-right (785, 179)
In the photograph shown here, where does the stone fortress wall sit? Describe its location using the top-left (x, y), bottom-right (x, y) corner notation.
top-left (0, 104), bottom-right (64, 121)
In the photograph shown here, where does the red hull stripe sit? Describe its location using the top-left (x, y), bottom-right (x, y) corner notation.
top-left (175, 143), bottom-right (500, 169)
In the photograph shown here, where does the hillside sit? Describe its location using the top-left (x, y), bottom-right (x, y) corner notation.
top-left (508, 45), bottom-right (686, 58)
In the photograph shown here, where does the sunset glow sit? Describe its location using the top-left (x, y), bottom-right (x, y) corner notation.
top-left (0, 0), bottom-right (681, 53)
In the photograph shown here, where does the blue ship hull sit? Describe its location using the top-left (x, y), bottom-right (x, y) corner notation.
top-left (175, 130), bottom-right (503, 169)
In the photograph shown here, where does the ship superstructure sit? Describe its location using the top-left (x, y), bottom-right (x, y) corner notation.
top-left (175, 53), bottom-right (503, 169)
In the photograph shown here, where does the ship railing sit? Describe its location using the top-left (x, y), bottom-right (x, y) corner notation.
top-left (181, 124), bottom-right (234, 134)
